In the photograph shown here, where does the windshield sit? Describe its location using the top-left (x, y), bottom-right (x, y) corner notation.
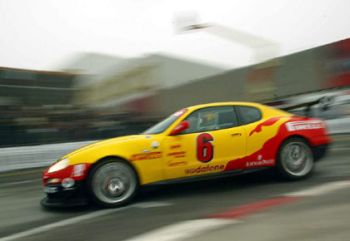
top-left (143, 109), bottom-right (187, 134)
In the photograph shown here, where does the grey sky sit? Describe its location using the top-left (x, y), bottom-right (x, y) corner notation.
top-left (0, 0), bottom-right (349, 70)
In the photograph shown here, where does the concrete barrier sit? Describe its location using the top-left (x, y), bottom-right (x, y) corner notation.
top-left (0, 132), bottom-right (349, 173)
top-left (326, 118), bottom-right (350, 135)
top-left (0, 140), bottom-right (97, 173)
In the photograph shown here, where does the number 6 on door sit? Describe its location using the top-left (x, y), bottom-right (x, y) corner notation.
top-left (197, 133), bottom-right (214, 163)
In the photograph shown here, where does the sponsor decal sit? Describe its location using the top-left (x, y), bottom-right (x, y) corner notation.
top-left (249, 117), bottom-right (280, 136)
top-left (167, 160), bottom-right (188, 167)
top-left (185, 164), bottom-right (225, 175)
top-left (170, 144), bottom-right (182, 149)
top-left (167, 151), bottom-right (186, 158)
top-left (151, 141), bottom-right (160, 149)
top-left (246, 159), bottom-right (273, 167)
top-left (131, 152), bottom-right (162, 161)
top-left (286, 120), bottom-right (324, 131)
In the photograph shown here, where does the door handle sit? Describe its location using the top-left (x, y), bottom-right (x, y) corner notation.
top-left (231, 133), bottom-right (242, 137)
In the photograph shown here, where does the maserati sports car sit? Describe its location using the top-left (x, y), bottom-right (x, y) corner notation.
top-left (41, 102), bottom-right (331, 208)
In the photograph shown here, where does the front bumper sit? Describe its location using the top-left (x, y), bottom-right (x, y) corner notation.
top-left (41, 181), bottom-right (89, 208)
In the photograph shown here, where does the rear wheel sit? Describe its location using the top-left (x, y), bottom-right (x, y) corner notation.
top-left (276, 137), bottom-right (314, 180)
top-left (87, 159), bottom-right (138, 208)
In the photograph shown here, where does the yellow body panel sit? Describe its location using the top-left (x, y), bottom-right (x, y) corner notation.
top-left (63, 102), bottom-right (292, 185)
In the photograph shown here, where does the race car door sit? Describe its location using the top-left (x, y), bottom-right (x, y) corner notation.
top-left (163, 106), bottom-right (246, 180)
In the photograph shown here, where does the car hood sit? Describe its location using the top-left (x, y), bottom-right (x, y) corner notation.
top-left (64, 135), bottom-right (144, 158)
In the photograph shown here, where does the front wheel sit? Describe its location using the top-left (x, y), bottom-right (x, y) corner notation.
top-left (276, 138), bottom-right (314, 180)
top-left (87, 159), bottom-right (138, 208)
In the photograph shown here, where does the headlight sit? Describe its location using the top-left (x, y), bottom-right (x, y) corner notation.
top-left (48, 158), bottom-right (69, 173)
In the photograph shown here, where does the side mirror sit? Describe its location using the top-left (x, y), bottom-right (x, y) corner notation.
top-left (170, 121), bottom-right (190, 135)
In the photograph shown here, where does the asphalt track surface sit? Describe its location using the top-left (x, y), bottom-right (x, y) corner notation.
top-left (0, 143), bottom-right (350, 241)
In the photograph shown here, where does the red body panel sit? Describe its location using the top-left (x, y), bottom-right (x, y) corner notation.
top-left (224, 116), bottom-right (331, 171)
top-left (43, 163), bottom-right (92, 185)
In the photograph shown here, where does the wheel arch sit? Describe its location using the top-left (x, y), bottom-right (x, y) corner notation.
top-left (275, 134), bottom-right (312, 161)
top-left (88, 155), bottom-right (141, 185)
top-left (274, 134), bottom-right (315, 180)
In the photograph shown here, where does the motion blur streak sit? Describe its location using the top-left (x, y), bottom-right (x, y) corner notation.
top-left (0, 143), bottom-right (349, 241)
top-left (1, 38), bottom-right (350, 153)
top-left (123, 219), bottom-right (237, 241)
top-left (0, 2), bottom-right (349, 241)
top-left (208, 196), bottom-right (300, 219)
top-left (0, 208), bottom-right (129, 241)
top-left (285, 180), bottom-right (350, 197)
top-left (0, 202), bottom-right (171, 241)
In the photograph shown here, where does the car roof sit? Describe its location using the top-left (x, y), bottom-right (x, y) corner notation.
top-left (185, 102), bottom-right (265, 111)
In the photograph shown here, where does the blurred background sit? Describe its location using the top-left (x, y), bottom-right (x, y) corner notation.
top-left (1, 2), bottom-right (350, 241)
top-left (1, 38), bottom-right (350, 146)
top-left (0, 0), bottom-right (349, 148)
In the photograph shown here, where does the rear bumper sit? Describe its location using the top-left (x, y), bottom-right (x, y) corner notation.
top-left (312, 144), bottom-right (330, 161)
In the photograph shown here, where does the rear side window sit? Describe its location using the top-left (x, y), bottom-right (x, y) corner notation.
top-left (237, 106), bottom-right (262, 124)
top-left (183, 106), bottom-right (239, 134)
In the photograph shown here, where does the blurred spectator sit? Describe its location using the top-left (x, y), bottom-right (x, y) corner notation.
top-left (0, 104), bottom-right (158, 147)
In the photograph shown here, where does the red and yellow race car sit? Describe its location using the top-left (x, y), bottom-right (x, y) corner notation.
top-left (41, 102), bottom-right (331, 208)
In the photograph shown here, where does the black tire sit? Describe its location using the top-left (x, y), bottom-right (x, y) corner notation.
top-left (276, 137), bottom-right (314, 180)
top-left (87, 158), bottom-right (139, 208)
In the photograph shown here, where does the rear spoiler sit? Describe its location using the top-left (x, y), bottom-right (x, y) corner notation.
top-left (270, 96), bottom-right (334, 116)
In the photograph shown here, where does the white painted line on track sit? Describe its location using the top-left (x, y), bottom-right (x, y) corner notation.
top-left (285, 180), bottom-right (350, 197)
top-left (0, 201), bottom-right (172, 241)
top-left (4, 180), bottom-right (350, 241)
top-left (132, 201), bottom-right (173, 208)
top-left (0, 208), bottom-right (126, 241)
top-left (123, 218), bottom-right (238, 241)
top-left (3, 179), bottom-right (335, 241)
top-left (124, 180), bottom-right (350, 241)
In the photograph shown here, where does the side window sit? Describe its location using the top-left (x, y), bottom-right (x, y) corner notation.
top-left (237, 106), bottom-right (262, 124)
top-left (183, 106), bottom-right (238, 134)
